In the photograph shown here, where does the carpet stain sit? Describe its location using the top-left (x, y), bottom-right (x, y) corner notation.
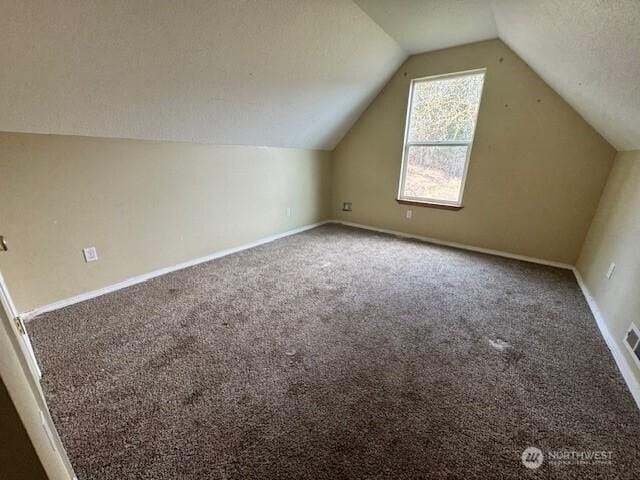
top-left (487, 337), bottom-right (524, 366)
top-left (488, 337), bottom-right (512, 351)
top-left (27, 225), bottom-right (640, 479)
top-left (146, 335), bottom-right (198, 370)
top-left (183, 388), bottom-right (204, 406)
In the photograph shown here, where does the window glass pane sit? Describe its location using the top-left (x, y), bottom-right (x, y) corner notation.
top-left (402, 145), bottom-right (467, 202)
top-left (408, 73), bottom-right (484, 143)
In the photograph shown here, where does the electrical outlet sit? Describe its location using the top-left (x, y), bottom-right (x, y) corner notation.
top-left (342, 202), bottom-right (352, 212)
top-left (406, 209), bottom-right (412, 219)
top-left (606, 262), bottom-right (616, 279)
top-left (83, 247), bottom-right (98, 263)
top-left (285, 207), bottom-right (292, 217)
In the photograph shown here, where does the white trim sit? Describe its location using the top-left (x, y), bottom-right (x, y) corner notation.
top-left (623, 323), bottom-right (640, 370)
top-left (333, 220), bottom-right (573, 269)
top-left (406, 141), bottom-right (470, 147)
top-left (0, 295), bottom-right (76, 480)
top-left (0, 273), bottom-right (42, 380)
top-left (0, 271), bottom-right (19, 319)
top-left (573, 269), bottom-right (640, 410)
top-left (334, 220), bottom-right (640, 410)
top-left (410, 68), bottom-right (489, 83)
top-left (18, 217), bottom-right (640, 412)
top-left (397, 68), bottom-right (486, 207)
top-left (22, 221), bottom-right (330, 321)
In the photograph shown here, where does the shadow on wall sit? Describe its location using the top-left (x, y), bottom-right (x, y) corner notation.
top-left (331, 39), bottom-right (615, 265)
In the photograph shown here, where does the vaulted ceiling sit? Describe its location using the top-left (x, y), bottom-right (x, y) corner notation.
top-left (0, 0), bottom-right (404, 150)
top-left (1, 0), bottom-right (637, 151)
top-left (356, 0), bottom-right (640, 151)
top-left (493, 0), bottom-right (640, 151)
top-left (354, 0), bottom-right (498, 54)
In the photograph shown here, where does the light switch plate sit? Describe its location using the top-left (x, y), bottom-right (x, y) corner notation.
top-left (83, 247), bottom-right (98, 262)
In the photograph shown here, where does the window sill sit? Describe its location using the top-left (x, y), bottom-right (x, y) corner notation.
top-left (396, 198), bottom-right (463, 211)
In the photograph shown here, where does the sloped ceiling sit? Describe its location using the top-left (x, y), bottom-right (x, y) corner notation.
top-left (493, 0), bottom-right (640, 151)
top-left (353, 0), bottom-right (498, 54)
top-left (1, 1), bottom-right (637, 151)
top-left (356, 0), bottom-right (640, 152)
top-left (0, 0), bottom-right (405, 150)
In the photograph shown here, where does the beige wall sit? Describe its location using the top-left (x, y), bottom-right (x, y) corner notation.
top-left (0, 133), bottom-right (331, 312)
top-left (331, 39), bottom-right (615, 264)
top-left (0, 41), bottom-right (621, 313)
top-left (577, 150), bottom-right (640, 382)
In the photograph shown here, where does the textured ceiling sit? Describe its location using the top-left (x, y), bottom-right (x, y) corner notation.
top-left (0, 0), bottom-right (404, 150)
top-left (493, 0), bottom-right (640, 151)
top-left (355, 0), bottom-right (639, 152)
top-left (1, 1), bottom-right (637, 151)
top-left (354, 0), bottom-right (498, 54)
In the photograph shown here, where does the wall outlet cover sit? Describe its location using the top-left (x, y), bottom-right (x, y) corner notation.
top-left (285, 207), bottom-right (292, 217)
top-left (406, 210), bottom-right (412, 219)
top-left (342, 202), bottom-right (352, 212)
top-left (83, 247), bottom-right (98, 262)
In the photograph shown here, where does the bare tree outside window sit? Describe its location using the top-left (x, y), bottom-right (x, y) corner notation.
top-left (399, 70), bottom-right (485, 205)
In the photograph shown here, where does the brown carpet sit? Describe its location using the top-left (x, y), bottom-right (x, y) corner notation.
top-left (29, 224), bottom-right (640, 479)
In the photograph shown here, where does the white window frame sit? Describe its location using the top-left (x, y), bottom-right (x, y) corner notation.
top-left (624, 322), bottom-right (640, 370)
top-left (397, 68), bottom-right (486, 207)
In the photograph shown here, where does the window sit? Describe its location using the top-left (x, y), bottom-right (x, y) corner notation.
top-left (398, 69), bottom-right (485, 207)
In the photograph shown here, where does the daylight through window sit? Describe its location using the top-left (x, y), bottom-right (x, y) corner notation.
top-left (398, 70), bottom-right (485, 206)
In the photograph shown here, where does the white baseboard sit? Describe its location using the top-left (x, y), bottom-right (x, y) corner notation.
top-left (21, 217), bottom-right (640, 411)
top-left (331, 220), bottom-right (640, 410)
top-left (21, 221), bottom-right (330, 321)
top-left (331, 220), bottom-right (573, 270)
top-left (573, 269), bottom-right (640, 410)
